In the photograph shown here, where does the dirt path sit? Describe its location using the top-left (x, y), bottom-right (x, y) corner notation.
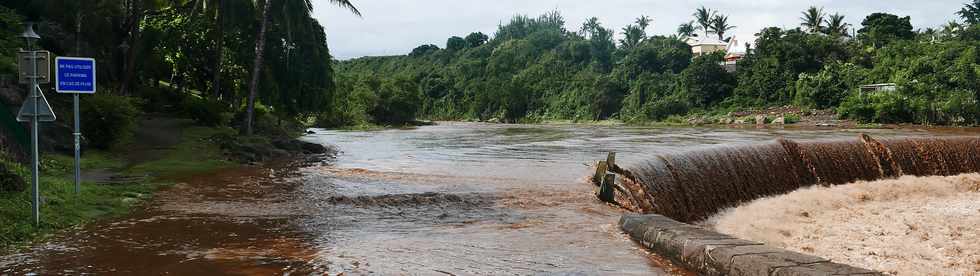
top-left (79, 116), bottom-right (189, 184)
top-left (0, 162), bottom-right (323, 274)
top-left (1, 117), bottom-right (329, 274)
top-left (124, 116), bottom-right (188, 167)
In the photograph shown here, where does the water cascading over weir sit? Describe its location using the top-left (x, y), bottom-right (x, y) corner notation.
top-left (594, 134), bottom-right (980, 223)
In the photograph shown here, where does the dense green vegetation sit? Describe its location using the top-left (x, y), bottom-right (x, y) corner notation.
top-left (0, 124), bottom-right (241, 248)
top-left (1, 0), bottom-right (359, 141)
top-left (0, 151), bottom-right (156, 247)
top-left (334, 4), bottom-right (980, 126)
top-left (0, 0), bottom-right (348, 248)
top-left (0, 0), bottom-right (976, 253)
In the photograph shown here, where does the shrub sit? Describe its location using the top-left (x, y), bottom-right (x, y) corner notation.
top-left (232, 103), bottom-right (291, 136)
top-left (647, 97), bottom-right (689, 120)
top-left (80, 94), bottom-right (142, 149)
top-left (182, 97), bottom-right (231, 126)
top-left (795, 62), bottom-right (867, 109)
top-left (838, 91), bottom-right (912, 123)
top-left (679, 53), bottom-right (736, 108)
top-left (233, 103), bottom-right (269, 127)
top-left (838, 94), bottom-right (875, 122)
top-left (0, 159), bottom-right (25, 192)
top-left (139, 86), bottom-right (186, 113)
top-left (369, 79), bottom-right (421, 125)
top-left (783, 114), bottom-right (802, 124)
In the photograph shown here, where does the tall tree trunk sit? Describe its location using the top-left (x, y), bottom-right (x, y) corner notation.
top-left (119, 35), bottom-right (139, 95)
top-left (245, 0), bottom-right (272, 135)
top-left (119, 0), bottom-right (143, 96)
top-left (212, 0), bottom-right (225, 99)
top-left (75, 11), bottom-right (82, 55)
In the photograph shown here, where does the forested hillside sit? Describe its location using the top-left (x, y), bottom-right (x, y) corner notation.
top-left (332, 4), bottom-right (980, 126)
top-left (1, 0), bottom-right (358, 143)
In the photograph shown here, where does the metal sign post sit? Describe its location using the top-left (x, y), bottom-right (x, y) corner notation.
top-left (16, 22), bottom-right (56, 226)
top-left (54, 57), bottom-right (96, 195)
top-left (73, 93), bottom-right (79, 194)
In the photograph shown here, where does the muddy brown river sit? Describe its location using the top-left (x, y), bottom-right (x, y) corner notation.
top-left (2, 122), bottom-right (977, 275)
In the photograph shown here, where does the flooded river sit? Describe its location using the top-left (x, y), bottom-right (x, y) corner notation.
top-left (293, 122), bottom-right (974, 274)
top-left (2, 122), bottom-right (976, 275)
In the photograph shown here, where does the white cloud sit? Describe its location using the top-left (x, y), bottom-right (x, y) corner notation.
top-left (312, 0), bottom-right (966, 59)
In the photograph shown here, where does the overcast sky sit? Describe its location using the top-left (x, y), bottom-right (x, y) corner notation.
top-left (312, 0), bottom-right (966, 59)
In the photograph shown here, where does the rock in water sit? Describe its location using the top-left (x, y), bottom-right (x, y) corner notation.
top-left (772, 117), bottom-right (785, 125)
top-left (300, 141), bottom-right (328, 154)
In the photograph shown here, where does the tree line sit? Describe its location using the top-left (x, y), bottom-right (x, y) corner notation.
top-left (1, 0), bottom-right (359, 144)
top-left (333, 3), bottom-right (980, 126)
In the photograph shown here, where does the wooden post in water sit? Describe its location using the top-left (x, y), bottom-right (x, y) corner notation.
top-left (597, 173), bottom-right (616, 203)
top-left (593, 161), bottom-right (607, 186)
top-left (595, 152), bottom-right (618, 202)
top-left (606, 152), bottom-right (617, 171)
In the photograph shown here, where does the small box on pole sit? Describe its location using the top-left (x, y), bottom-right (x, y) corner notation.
top-left (18, 50), bottom-right (50, 84)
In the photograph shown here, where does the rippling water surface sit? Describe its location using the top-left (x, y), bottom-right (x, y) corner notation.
top-left (297, 122), bottom-right (971, 274)
top-left (3, 122), bottom-right (974, 275)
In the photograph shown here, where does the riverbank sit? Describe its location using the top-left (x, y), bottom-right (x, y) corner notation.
top-left (409, 106), bottom-right (979, 130)
top-left (0, 159), bottom-right (325, 274)
top-left (0, 116), bottom-right (329, 251)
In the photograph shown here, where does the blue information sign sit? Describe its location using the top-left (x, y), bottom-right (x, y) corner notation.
top-left (55, 57), bottom-right (96, 94)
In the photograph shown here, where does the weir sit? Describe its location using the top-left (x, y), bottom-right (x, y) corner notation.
top-left (597, 134), bottom-right (980, 223)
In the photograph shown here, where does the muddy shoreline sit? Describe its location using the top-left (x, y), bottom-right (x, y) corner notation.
top-left (0, 159), bottom-right (328, 275)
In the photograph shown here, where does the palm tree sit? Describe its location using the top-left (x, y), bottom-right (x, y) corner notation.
top-left (957, 0), bottom-right (980, 25)
top-left (694, 6), bottom-right (715, 37)
top-left (187, 0), bottom-right (249, 99)
top-left (677, 21), bottom-right (698, 38)
top-left (800, 6), bottom-right (825, 33)
top-left (244, 0), bottom-right (361, 135)
top-left (635, 15), bottom-right (652, 31)
top-left (709, 15), bottom-right (735, 40)
top-left (580, 17), bottom-right (601, 39)
top-left (209, 0), bottom-right (262, 99)
top-left (824, 13), bottom-right (850, 36)
top-left (942, 20), bottom-right (963, 38)
top-left (921, 28), bottom-right (939, 42)
top-left (619, 24), bottom-right (644, 50)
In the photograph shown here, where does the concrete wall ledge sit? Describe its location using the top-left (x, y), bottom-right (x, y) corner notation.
top-left (620, 214), bottom-right (883, 276)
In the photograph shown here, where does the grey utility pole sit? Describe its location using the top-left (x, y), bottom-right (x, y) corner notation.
top-left (73, 87), bottom-right (80, 194)
top-left (23, 22), bottom-right (41, 226)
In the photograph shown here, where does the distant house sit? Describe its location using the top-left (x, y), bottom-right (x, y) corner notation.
top-left (724, 37), bottom-right (746, 61)
top-left (686, 36), bottom-right (747, 72)
top-left (859, 83), bottom-right (898, 96)
top-left (688, 37), bottom-right (728, 58)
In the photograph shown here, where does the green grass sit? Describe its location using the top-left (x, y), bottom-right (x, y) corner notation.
top-left (784, 114), bottom-right (802, 124)
top-left (47, 151), bottom-right (124, 171)
top-left (128, 126), bottom-right (233, 177)
top-left (334, 123), bottom-right (388, 131)
top-left (1, 125), bottom-right (236, 250)
top-left (0, 154), bottom-right (158, 248)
